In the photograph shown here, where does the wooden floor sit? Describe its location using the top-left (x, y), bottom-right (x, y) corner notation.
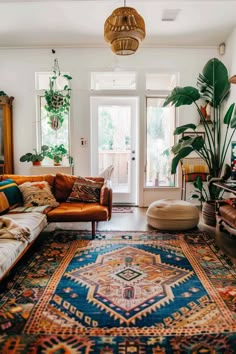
top-left (45, 206), bottom-right (236, 262)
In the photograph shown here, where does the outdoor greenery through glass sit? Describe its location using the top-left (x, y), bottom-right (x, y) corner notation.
top-left (40, 97), bottom-right (70, 165)
top-left (145, 97), bottom-right (175, 187)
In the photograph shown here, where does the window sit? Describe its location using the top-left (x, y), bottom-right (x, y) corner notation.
top-left (91, 71), bottom-right (136, 90)
top-left (145, 97), bottom-right (176, 187)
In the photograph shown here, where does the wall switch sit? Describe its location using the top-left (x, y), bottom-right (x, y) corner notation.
top-left (80, 138), bottom-right (88, 147)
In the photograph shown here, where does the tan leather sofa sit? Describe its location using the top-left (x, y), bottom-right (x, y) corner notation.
top-left (0, 173), bottom-right (112, 281)
top-left (1, 173), bottom-right (113, 237)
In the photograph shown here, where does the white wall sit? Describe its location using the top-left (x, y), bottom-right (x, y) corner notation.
top-left (1, 45), bottom-right (228, 205)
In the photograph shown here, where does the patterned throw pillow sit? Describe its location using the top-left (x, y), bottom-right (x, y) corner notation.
top-left (0, 179), bottom-right (23, 208)
top-left (0, 192), bottom-right (10, 215)
top-left (18, 181), bottom-right (59, 207)
top-left (67, 177), bottom-right (103, 203)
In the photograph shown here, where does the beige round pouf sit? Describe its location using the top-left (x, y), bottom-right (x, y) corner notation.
top-left (146, 199), bottom-right (199, 230)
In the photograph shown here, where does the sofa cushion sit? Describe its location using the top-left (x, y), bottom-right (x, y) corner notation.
top-left (67, 177), bottom-right (103, 203)
top-left (5, 212), bottom-right (48, 243)
top-left (18, 181), bottom-right (59, 208)
top-left (0, 238), bottom-right (28, 280)
top-left (0, 179), bottom-right (23, 208)
top-left (0, 192), bottom-right (10, 215)
top-left (1, 174), bottom-right (55, 189)
top-left (47, 202), bottom-right (109, 222)
top-left (54, 173), bottom-right (77, 201)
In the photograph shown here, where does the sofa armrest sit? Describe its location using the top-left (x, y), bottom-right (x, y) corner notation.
top-left (100, 182), bottom-right (112, 220)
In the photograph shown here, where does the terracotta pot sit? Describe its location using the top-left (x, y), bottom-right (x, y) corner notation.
top-left (202, 201), bottom-right (216, 227)
top-left (32, 160), bottom-right (42, 166)
top-left (53, 157), bottom-right (62, 166)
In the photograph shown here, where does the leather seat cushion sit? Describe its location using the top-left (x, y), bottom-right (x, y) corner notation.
top-left (47, 202), bottom-right (109, 222)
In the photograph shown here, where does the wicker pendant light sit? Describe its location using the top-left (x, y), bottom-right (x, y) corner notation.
top-left (229, 75), bottom-right (236, 84)
top-left (104, 1), bottom-right (146, 56)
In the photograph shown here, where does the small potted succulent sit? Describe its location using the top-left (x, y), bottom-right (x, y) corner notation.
top-left (19, 145), bottom-right (49, 166)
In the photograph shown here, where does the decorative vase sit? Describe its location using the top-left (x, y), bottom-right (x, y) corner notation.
top-left (202, 201), bottom-right (216, 227)
top-left (50, 115), bottom-right (62, 131)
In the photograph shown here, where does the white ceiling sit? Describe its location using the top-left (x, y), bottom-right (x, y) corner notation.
top-left (0, 0), bottom-right (235, 49)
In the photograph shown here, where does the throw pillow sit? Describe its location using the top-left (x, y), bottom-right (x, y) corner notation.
top-left (0, 179), bottom-right (23, 208)
top-left (0, 192), bottom-right (10, 215)
top-left (18, 181), bottom-right (59, 207)
top-left (67, 176), bottom-right (103, 203)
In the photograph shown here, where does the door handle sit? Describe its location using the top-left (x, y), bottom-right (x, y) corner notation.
top-left (132, 157), bottom-right (135, 161)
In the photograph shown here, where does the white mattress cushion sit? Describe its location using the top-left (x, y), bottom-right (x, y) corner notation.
top-left (3, 212), bottom-right (47, 243)
top-left (0, 238), bottom-right (28, 279)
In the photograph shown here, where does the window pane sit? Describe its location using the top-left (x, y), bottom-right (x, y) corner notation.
top-left (35, 72), bottom-right (70, 90)
top-left (145, 97), bottom-right (175, 187)
top-left (91, 72), bottom-right (136, 90)
top-left (39, 96), bottom-right (70, 165)
top-left (146, 73), bottom-right (176, 91)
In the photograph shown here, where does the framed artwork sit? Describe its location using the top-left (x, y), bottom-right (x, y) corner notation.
top-left (182, 131), bottom-right (205, 140)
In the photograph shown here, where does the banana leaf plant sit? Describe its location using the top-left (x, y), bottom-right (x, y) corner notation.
top-left (163, 58), bottom-right (236, 200)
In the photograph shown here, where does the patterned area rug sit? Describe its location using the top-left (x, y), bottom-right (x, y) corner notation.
top-left (0, 230), bottom-right (236, 353)
top-left (112, 206), bottom-right (134, 213)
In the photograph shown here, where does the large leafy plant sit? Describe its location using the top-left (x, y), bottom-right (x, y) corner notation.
top-left (163, 58), bottom-right (236, 200)
top-left (19, 145), bottom-right (49, 163)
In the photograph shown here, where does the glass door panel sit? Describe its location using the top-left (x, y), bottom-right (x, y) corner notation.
top-left (91, 97), bottom-right (138, 204)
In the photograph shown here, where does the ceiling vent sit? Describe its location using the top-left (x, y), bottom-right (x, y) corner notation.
top-left (162, 9), bottom-right (180, 22)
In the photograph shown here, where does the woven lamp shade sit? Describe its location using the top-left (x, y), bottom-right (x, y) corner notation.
top-left (229, 75), bottom-right (236, 84)
top-left (104, 6), bottom-right (146, 55)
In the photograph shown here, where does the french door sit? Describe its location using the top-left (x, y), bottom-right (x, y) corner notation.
top-left (91, 96), bottom-right (138, 204)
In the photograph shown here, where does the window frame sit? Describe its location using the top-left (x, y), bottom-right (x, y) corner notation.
top-left (144, 93), bottom-right (177, 189)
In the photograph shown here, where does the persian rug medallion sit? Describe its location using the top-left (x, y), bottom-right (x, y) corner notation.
top-left (0, 230), bottom-right (236, 353)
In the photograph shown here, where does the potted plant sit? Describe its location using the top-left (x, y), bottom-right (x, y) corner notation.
top-left (46, 144), bottom-right (68, 166)
top-left (19, 145), bottom-right (49, 166)
top-left (0, 91), bottom-right (9, 104)
top-left (44, 60), bottom-right (72, 130)
top-left (163, 58), bottom-right (236, 225)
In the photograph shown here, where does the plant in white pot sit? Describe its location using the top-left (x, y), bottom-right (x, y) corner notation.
top-left (163, 58), bottom-right (236, 225)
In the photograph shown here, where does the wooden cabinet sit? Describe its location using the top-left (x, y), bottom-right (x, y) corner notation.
top-left (0, 97), bottom-right (14, 174)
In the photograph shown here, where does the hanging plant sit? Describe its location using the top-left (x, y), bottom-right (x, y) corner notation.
top-left (44, 58), bottom-right (72, 129)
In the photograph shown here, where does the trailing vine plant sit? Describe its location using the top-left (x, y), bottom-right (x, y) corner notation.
top-left (44, 57), bottom-right (72, 129)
